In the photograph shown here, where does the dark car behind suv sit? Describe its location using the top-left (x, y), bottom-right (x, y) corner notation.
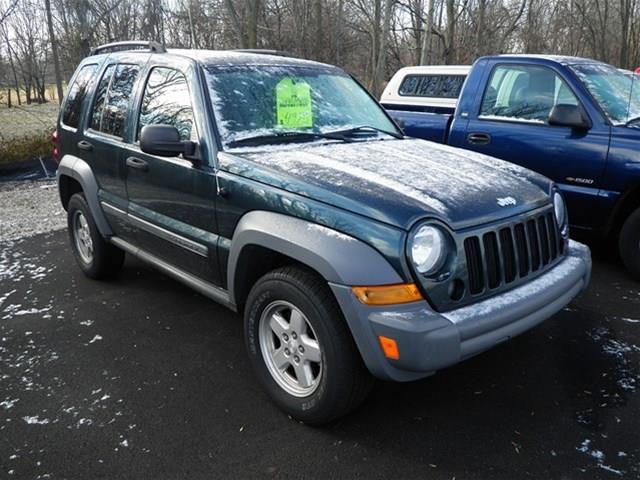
top-left (56, 41), bottom-right (591, 424)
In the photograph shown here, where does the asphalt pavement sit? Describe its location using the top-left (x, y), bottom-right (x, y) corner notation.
top-left (0, 230), bottom-right (638, 479)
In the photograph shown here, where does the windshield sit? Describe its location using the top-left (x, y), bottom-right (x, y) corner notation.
top-left (571, 63), bottom-right (640, 125)
top-left (204, 65), bottom-right (400, 148)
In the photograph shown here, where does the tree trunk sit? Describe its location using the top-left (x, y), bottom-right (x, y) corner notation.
top-left (371, 0), bottom-right (393, 98)
top-left (444, 0), bottom-right (455, 64)
top-left (420, 0), bottom-right (434, 64)
top-left (247, 0), bottom-right (261, 48)
top-left (45, 0), bottom-right (64, 104)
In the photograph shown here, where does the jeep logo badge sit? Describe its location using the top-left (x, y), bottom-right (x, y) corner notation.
top-left (497, 196), bottom-right (517, 207)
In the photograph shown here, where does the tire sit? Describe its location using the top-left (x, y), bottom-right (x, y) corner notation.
top-left (244, 266), bottom-right (374, 425)
top-left (619, 206), bottom-right (640, 281)
top-left (67, 193), bottom-right (125, 279)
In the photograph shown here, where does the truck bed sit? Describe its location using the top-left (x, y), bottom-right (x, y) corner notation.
top-left (383, 107), bottom-right (454, 144)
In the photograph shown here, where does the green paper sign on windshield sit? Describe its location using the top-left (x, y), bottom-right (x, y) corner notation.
top-left (276, 78), bottom-right (313, 128)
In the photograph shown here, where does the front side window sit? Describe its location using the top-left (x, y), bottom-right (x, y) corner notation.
top-left (89, 64), bottom-right (140, 138)
top-left (205, 65), bottom-right (399, 148)
top-left (480, 65), bottom-right (579, 123)
top-left (399, 74), bottom-right (466, 98)
top-left (138, 67), bottom-right (195, 141)
top-left (62, 64), bottom-right (98, 128)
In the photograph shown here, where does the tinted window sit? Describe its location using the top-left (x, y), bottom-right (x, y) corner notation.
top-left (138, 68), bottom-right (195, 141)
top-left (398, 74), bottom-right (466, 98)
top-left (90, 64), bottom-right (139, 138)
top-left (480, 65), bottom-right (579, 123)
top-left (90, 64), bottom-right (116, 131)
top-left (62, 64), bottom-right (98, 128)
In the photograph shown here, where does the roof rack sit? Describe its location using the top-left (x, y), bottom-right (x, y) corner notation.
top-left (90, 41), bottom-right (166, 56)
top-left (233, 49), bottom-right (293, 57)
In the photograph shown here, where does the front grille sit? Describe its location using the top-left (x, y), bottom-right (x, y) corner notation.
top-left (464, 211), bottom-right (564, 295)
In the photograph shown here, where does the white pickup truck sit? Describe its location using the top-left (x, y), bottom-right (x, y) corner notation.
top-left (381, 65), bottom-right (470, 113)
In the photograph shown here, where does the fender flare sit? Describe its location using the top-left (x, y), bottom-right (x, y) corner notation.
top-left (226, 211), bottom-right (404, 304)
top-left (56, 155), bottom-right (113, 236)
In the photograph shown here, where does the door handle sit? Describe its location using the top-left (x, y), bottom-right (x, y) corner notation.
top-left (126, 157), bottom-right (149, 171)
top-left (467, 133), bottom-right (491, 146)
top-left (77, 140), bottom-right (93, 152)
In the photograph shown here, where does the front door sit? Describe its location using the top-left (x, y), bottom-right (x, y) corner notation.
top-left (461, 63), bottom-right (610, 231)
top-left (124, 64), bottom-right (222, 285)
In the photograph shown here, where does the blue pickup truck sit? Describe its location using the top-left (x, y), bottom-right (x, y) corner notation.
top-left (382, 55), bottom-right (640, 279)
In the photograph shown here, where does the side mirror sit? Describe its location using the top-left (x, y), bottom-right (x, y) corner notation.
top-left (140, 125), bottom-right (196, 158)
top-left (548, 104), bottom-right (592, 130)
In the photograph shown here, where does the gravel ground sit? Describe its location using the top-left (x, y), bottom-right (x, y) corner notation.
top-left (0, 180), bottom-right (66, 242)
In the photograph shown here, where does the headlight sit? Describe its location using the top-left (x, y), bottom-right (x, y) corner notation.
top-left (553, 192), bottom-right (567, 231)
top-left (410, 225), bottom-right (447, 275)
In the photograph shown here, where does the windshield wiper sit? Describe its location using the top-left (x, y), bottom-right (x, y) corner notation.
top-left (325, 125), bottom-right (404, 139)
top-left (625, 116), bottom-right (640, 127)
top-left (226, 131), bottom-right (351, 148)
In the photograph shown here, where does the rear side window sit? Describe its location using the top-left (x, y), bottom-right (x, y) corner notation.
top-left (89, 64), bottom-right (140, 138)
top-left (138, 67), bottom-right (195, 142)
top-left (398, 74), bottom-right (466, 98)
top-left (62, 64), bottom-right (98, 128)
top-left (91, 65), bottom-right (116, 131)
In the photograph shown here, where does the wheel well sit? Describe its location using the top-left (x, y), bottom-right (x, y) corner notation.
top-left (608, 185), bottom-right (640, 237)
top-left (59, 175), bottom-right (83, 211)
top-left (233, 244), bottom-right (324, 313)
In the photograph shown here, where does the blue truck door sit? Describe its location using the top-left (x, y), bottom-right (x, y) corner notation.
top-left (458, 62), bottom-right (610, 231)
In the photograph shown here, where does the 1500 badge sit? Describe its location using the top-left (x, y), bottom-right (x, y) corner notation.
top-left (566, 177), bottom-right (595, 185)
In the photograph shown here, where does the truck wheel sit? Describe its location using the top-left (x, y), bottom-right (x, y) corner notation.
top-left (244, 266), bottom-right (373, 425)
top-left (67, 193), bottom-right (124, 279)
top-left (619, 207), bottom-right (640, 281)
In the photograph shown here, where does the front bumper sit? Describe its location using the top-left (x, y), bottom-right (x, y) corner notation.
top-left (330, 240), bottom-right (591, 382)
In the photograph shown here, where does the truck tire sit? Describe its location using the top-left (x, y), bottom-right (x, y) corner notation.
top-left (67, 193), bottom-right (124, 279)
top-left (244, 266), bottom-right (373, 425)
top-left (619, 206), bottom-right (640, 281)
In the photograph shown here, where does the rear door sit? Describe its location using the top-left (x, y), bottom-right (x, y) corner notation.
top-left (123, 59), bottom-right (222, 285)
top-left (461, 62), bottom-right (610, 231)
top-left (81, 56), bottom-right (146, 239)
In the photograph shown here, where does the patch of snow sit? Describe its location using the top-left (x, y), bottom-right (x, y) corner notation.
top-left (597, 464), bottom-right (624, 476)
top-left (87, 335), bottom-right (103, 344)
top-left (23, 416), bottom-right (49, 425)
top-left (444, 241), bottom-right (588, 324)
top-left (306, 224), bottom-right (355, 242)
top-left (0, 398), bottom-right (18, 410)
top-left (79, 320), bottom-right (94, 327)
top-left (479, 114), bottom-right (546, 124)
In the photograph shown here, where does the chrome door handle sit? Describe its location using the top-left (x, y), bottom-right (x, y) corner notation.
top-left (467, 133), bottom-right (491, 146)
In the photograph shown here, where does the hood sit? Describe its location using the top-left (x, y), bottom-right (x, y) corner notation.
top-left (219, 138), bottom-right (553, 230)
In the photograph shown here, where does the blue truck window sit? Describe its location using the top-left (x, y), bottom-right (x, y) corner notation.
top-left (61, 64), bottom-right (98, 129)
top-left (399, 74), bottom-right (465, 98)
top-left (480, 65), bottom-right (579, 123)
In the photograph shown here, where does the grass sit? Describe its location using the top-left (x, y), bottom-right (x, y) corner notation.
top-left (0, 104), bottom-right (58, 164)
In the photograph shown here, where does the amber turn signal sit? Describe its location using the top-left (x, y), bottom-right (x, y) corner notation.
top-left (378, 335), bottom-right (400, 360)
top-left (351, 283), bottom-right (423, 306)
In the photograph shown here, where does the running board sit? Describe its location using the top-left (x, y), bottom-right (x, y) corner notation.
top-left (110, 236), bottom-right (236, 312)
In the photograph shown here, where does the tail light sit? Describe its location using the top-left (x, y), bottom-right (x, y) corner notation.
top-left (52, 129), bottom-right (60, 163)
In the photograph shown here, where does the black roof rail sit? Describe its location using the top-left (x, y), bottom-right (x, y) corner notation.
top-left (233, 49), bottom-right (294, 57)
top-left (90, 41), bottom-right (166, 56)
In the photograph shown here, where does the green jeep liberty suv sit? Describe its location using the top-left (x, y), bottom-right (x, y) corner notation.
top-left (56, 41), bottom-right (592, 424)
